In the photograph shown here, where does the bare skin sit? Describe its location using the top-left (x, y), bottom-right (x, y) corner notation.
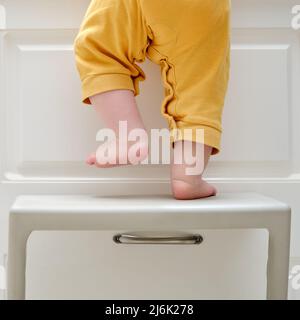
top-left (171, 141), bottom-right (216, 200)
top-left (86, 90), bottom-right (148, 167)
top-left (86, 89), bottom-right (216, 200)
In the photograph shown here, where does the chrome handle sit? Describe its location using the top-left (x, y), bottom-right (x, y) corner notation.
top-left (113, 233), bottom-right (203, 244)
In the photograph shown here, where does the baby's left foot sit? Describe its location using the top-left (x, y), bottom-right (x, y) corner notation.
top-left (86, 137), bottom-right (148, 167)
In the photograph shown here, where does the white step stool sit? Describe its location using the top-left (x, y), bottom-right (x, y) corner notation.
top-left (7, 193), bottom-right (291, 300)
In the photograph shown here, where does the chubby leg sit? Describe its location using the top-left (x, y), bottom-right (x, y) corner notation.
top-left (171, 141), bottom-right (217, 200)
top-left (86, 89), bottom-right (148, 167)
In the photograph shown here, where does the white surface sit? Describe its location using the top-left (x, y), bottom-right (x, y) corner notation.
top-left (0, 265), bottom-right (5, 290)
top-left (25, 229), bottom-right (268, 300)
top-left (288, 257), bottom-right (300, 300)
top-left (11, 193), bottom-right (290, 214)
top-left (0, 253), bottom-right (6, 300)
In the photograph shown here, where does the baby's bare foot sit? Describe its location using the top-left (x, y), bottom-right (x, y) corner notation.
top-left (86, 138), bottom-right (148, 168)
top-left (86, 90), bottom-right (149, 168)
top-left (171, 178), bottom-right (217, 200)
top-left (171, 141), bottom-right (217, 200)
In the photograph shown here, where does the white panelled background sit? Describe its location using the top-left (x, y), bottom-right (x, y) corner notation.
top-left (0, 0), bottom-right (300, 298)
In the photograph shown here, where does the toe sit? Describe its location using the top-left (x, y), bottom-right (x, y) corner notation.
top-left (86, 153), bottom-right (96, 165)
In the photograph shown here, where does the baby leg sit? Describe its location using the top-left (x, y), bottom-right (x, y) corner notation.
top-left (141, 0), bottom-right (231, 199)
top-left (87, 89), bottom-right (148, 167)
top-left (73, 0), bottom-right (151, 167)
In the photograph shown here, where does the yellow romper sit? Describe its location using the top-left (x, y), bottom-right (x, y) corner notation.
top-left (74, 0), bottom-right (231, 155)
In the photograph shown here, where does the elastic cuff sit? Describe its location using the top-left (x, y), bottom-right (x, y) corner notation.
top-left (169, 123), bottom-right (222, 156)
top-left (81, 73), bottom-right (135, 104)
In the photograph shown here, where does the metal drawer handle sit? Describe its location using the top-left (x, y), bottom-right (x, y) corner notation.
top-left (113, 233), bottom-right (203, 245)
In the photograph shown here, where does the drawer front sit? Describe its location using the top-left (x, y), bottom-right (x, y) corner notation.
top-left (25, 229), bottom-right (268, 299)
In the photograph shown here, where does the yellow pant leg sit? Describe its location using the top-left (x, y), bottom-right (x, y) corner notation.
top-left (142, 0), bottom-right (231, 155)
top-left (74, 0), bottom-right (151, 105)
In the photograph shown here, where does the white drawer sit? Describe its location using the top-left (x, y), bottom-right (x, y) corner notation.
top-left (25, 229), bottom-right (268, 299)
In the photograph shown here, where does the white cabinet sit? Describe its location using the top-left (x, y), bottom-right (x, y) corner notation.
top-left (25, 230), bottom-right (268, 300)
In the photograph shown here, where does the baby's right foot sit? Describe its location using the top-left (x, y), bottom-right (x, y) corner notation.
top-left (171, 141), bottom-right (217, 200)
top-left (86, 138), bottom-right (148, 168)
top-left (171, 178), bottom-right (217, 200)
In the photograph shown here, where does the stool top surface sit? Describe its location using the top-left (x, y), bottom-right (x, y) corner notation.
top-left (10, 193), bottom-right (290, 214)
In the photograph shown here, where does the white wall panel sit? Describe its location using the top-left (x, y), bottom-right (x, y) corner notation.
top-left (221, 43), bottom-right (290, 162)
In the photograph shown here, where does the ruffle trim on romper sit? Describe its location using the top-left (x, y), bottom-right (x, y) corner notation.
top-left (146, 46), bottom-right (179, 143)
top-left (160, 59), bottom-right (179, 142)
